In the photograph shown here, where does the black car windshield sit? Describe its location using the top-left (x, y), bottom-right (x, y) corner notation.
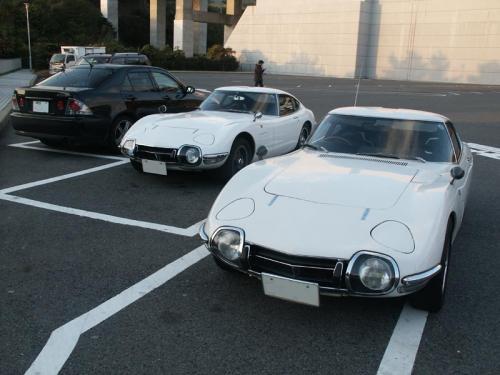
top-left (38, 68), bottom-right (114, 88)
top-left (200, 90), bottom-right (278, 116)
top-left (308, 114), bottom-right (455, 162)
top-left (50, 54), bottom-right (66, 63)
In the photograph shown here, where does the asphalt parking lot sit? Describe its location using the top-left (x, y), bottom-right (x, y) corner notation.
top-left (1, 72), bottom-right (500, 375)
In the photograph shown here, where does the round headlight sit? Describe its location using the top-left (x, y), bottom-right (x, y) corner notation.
top-left (185, 147), bottom-right (200, 164)
top-left (359, 258), bottom-right (392, 291)
top-left (211, 228), bottom-right (243, 262)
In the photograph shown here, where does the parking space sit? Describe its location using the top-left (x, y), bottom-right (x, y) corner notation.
top-left (1, 73), bottom-right (500, 375)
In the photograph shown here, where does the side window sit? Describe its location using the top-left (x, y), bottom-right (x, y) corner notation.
top-left (279, 94), bottom-right (296, 116)
top-left (112, 57), bottom-right (125, 64)
top-left (66, 55), bottom-right (75, 63)
top-left (125, 58), bottom-right (140, 65)
top-left (292, 97), bottom-right (300, 111)
top-left (121, 75), bottom-right (133, 91)
top-left (127, 72), bottom-right (155, 92)
top-left (151, 72), bottom-right (180, 92)
top-left (446, 121), bottom-right (461, 161)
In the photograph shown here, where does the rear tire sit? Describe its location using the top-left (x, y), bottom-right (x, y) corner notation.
top-left (410, 220), bottom-right (453, 313)
top-left (108, 115), bottom-right (134, 150)
top-left (296, 123), bottom-right (311, 149)
top-left (130, 159), bottom-right (143, 173)
top-left (219, 138), bottom-right (252, 180)
top-left (39, 138), bottom-right (64, 147)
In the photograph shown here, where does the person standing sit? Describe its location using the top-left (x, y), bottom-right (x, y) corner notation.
top-left (254, 60), bottom-right (265, 87)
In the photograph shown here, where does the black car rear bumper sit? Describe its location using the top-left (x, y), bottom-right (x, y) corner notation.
top-left (10, 112), bottom-right (109, 142)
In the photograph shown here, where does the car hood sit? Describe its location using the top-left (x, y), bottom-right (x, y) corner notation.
top-left (264, 152), bottom-right (418, 209)
top-left (127, 111), bottom-right (250, 147)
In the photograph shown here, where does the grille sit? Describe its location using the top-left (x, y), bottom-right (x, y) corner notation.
top-left (136, 145), bottom-right (178, 163)
top-left (319, 153), bottom-right (408, 166)
top-left (248, 245), bottom-right (347, 289)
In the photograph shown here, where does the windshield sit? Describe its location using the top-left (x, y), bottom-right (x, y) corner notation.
top-left (77, 56), bottom-right (110, 65)
top-left (50, 54), bottom-right (66, 63)
top-left (308, 114), bottom-right (455, 162)
top-left (200, 90), bottom-right (278, 115)
top-left (38, 68), bottom-right (113, 88)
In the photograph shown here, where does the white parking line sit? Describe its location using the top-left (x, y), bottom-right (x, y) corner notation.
top-left (9, 140), bottom-right (126, 161)
top-left (468, 142), bottom-right (500, 160)
top-left (377, 304), bottom-right (428, 375)
top-left (25, 245), bottom-right (210, 375)
top-left (0, 194), bottom-right (203, 237)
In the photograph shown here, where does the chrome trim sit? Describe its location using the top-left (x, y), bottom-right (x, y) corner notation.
top-left (203, 152), bottom-right (228, 159)
top-left (345, 251), bottom-right (400, 296)
top-left (402, 264), bottom-right (442, 286)
top-left (209, 226), bottom-right (245, 264)
top-left (198, 222), bottom-right (208, 242)
top-left (253, 254), bottom-right (338, 271)
top-left (178, 144), bottom-right (203, 166)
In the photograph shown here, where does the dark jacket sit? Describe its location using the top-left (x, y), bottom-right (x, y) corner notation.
top-left (254, 64), bottom-right (264, 81)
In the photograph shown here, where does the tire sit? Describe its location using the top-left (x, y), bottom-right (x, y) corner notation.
top-left (108, 115), bottom-right (134, 150)
top-left (39, 138), bottom-right (64, 147)
top-left (212, 255), bottom-right (236, 272)
top-left (296, 123), bottom-right (311, 149)
top-left (410, 220), bottom-right (453, 313)
top-left (219, 138), bottom-right (252, 180)
top-left (130, 159), bottom-right (143, 173)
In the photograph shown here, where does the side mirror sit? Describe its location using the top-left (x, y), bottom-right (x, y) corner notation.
top-left (158, 105), bottom-right (168, 113)
top-left (450, 166), bottom-right (465, 185)
top-left (253, 111), bottom-right (263, 122)
top-left (256, 146), bottom-right (268, 160)
top-left (185, 86), bottom-right (195, 94)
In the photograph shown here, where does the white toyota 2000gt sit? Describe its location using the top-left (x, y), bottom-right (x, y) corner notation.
top-left (120, 87), bottom-right (315, 178)
top-left (200, 107), bottom-right (473, 312)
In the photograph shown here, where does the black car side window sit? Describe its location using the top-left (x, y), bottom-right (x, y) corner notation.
top-left (127, 72), bottom-right (155, 92)
top-left (121, 76), bottom-right (133, 91)
top-left (152, 72), bottom-right (180, 93)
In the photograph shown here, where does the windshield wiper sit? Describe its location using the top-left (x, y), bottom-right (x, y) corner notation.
top-left (356, 152), bottom-right (401, 159)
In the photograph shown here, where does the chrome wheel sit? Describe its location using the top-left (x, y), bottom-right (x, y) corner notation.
top-left (114, 119), bottom-right (132, 146)
top-left (298, 127), bottom-right (309, 147)
top-left (232, 145), bottom-right (249, 173)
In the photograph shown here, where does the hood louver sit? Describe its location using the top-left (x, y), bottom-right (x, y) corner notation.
top-left (318, 153), bottom-right (408, 166)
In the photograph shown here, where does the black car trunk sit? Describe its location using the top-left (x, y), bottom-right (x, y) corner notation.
top-left (14, 86), bottom-right (90, 116)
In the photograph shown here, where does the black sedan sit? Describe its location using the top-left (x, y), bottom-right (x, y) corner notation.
top-left (11, 65), bottom-right (209, 148)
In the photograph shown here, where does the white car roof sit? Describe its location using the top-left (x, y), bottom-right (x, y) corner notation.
top-left (215, 86), bottom-right (289, 95)
top-left (328, 107), bottom-right (449, 123)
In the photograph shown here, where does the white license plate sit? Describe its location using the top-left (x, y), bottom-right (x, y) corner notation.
top-left (261, 273), bottom-right (320, 307)
top-left (141, 159), bottom-right (167, 175)
top-left (33, 100), bottom-right (49, 113)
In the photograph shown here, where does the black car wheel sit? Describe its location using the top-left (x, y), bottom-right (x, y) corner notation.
top-left (220, 138), bottom-right (252, 180)
top-left (410, 220), bottom-right (453, 313)
top-left (109, 116), bottom-right (134, 149)
top-left (296, 123), bottom-right (311, 149)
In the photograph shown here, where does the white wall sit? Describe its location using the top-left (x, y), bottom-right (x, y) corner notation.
top-left (226, 0), bottom-right (500, 84)
top-left (0, 58), bottom-right (21, 75)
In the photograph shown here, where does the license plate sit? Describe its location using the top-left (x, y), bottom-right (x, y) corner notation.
top-left (141, 159), bottom-right (167, 175)
top-left (33, 100), bottom-right (49, 113)
top-left (261, 273), bottom-right (320, 307)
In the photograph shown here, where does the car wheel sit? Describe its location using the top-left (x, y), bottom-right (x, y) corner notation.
top-left (109, 116), bottom-right (134, 150)
top-left (219, 138), bottom-right (252, 180)
top-left (130, 159), bottom-right (143, 173)
top-left (296, 123), bottom-right (311, 149)
top-left (39, 138), bottom-right (64, 147)
top-left (410, 220), bottom-right (453, 313)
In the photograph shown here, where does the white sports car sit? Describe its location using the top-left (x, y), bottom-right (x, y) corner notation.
top-left (120, 86), bottom-right (316, 178)
top-left (200, 107), bottom-right (473, 312)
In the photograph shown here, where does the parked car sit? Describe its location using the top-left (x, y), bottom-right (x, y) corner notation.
top-left (200, 107), bottom-right (473, 312)
top-left (76, 54), bottom-right (112, 66)
top-left (120, 86), bottom-right (316, 178)
top-left (11, 64), bottom-right (208, 148)
top-left (50, 46), bottom-right (106, 74)
top-left (109, 53), bottom-right (151, 66)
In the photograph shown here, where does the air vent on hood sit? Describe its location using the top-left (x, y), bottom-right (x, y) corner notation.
top-left (319, 153), bottom-right (408, 166)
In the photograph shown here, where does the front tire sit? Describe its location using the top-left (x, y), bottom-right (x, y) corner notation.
top-left (410, 220), bottom-right (453, 313)
top-left (219, 138), bottom-right (252, 180)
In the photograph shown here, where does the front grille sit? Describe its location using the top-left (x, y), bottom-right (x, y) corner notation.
top-left (248, 245), bottom-right (347, 289)
top-left (136, 145), bottom-right (178, 163)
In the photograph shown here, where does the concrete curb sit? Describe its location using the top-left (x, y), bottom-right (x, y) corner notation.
top-left (0, 73), bottom-right (37, 134)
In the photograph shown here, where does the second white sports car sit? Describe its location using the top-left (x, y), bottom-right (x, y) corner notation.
top-left (120, 86), bottom-right (315, 178)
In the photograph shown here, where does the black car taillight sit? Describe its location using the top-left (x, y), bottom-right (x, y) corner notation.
top-left (66, 98), bottom-right (92, 115)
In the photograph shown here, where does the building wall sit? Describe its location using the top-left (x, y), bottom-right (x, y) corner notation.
top-left (0, 58), bottom-right (21, 75)
top-left (226, 0), bottom-right (500, 84)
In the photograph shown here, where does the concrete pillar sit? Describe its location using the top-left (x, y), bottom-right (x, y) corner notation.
top-left (100, 0), bottom-right (119, 39)
top-left (224, 0), bottom-right (242, 45)
top-left (150, 0), bottom-right (167, 48)
top-left (174, 0), bottom-right (194, 57)
top-left (193, 0), bottom-right (208, 55)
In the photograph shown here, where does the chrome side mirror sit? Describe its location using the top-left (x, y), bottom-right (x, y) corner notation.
top-left (159, 105), bottom-right (168, 113)
top-left (450, 166), bottom-right (465, 185)
top-left (185, 86), bottom-right (195, 94)
top-left (253, 111), bottom-right (263, 122)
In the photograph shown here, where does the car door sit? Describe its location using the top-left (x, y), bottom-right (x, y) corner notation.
top-left (275, 94), bottom-right (301, 154)
top-left (150, 70), bottom-right (186, 113)
top-left (121, 70), bottom-right (164, 119)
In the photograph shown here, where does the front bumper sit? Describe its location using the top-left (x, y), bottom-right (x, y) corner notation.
top-left (10, 112), bottom-right (108, 142)
top-left (200, 223), bottom-right (442, 298)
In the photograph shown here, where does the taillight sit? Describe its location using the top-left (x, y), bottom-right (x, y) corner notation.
top-left (56, 100), bottom-right (65, 111)
top-left (12, 95), bottom-right (19, 111)
top-left (18, 96), bottom-right (26, 107)
top-left (66, 98), bottom-right (92, 115)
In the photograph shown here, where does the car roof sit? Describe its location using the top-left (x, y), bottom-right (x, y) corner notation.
top-left (215, 86), bottom-right (290, 95)
top-left (83, 54), bottom-right (111, 57)
top-left (112, 53), bottom-right (147, 57)
top-left (72, 64), bottom-right (149, 70)
top-left (328, 107), bottom-right (449, 122)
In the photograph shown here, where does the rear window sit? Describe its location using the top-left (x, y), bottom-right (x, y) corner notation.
top-left (38, 68), bottom-right (114, 88)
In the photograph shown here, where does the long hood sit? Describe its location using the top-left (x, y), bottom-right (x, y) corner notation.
top-left (264, 152), bottom-right (418, 209)
top-left (126, 111), bottom-right (251, 147)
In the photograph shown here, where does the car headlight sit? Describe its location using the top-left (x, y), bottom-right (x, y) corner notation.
top-left (121, 139), bottom-right (136, 157)
top-left (346, 251), bottom-right (399, 294)
top-left (209, 227), bottom-right (246, 267)
top-left (178, 145), bottom-right (201, 165)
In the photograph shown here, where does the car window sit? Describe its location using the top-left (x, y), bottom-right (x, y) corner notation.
top-left (111, 57), bottom-right (125, 64)
top-left (200, 91), bottom-right (278, 116)
top-left (66, 55), bottom-right (75, 63)
top-left (38, 68), bottom-right (113, 88)
top-left (279, 95), bottom-right (296, 116)
top-left (292, 97), bottom-right (300, 111)
top-left (151, 72), bottom-right (180, 92)
top-left (121, 75), bottom-right (133, 91)
top-left (125, 58), bottom-right (140, 65)
top-left (446, 121), bottom-right (461, 161)
top-left (127, 71), bottom-right (155, 92)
